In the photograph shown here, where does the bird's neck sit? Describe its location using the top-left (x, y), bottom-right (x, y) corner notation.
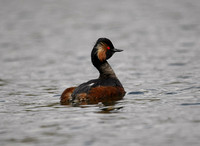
top-left (91, 49), bottom-right (117, 78)
top-left (94, 60), bottom-right (117, 78)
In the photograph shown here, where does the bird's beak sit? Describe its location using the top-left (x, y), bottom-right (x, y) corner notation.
top-left (113, 48), bottom-right (123, 52)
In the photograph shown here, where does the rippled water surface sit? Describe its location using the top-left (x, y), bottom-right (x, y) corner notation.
top-left (0, 0), bottom-right (200, 146)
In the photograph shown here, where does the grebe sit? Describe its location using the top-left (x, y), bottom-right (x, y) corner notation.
top-left (60, 38), bottom-right (125, 105)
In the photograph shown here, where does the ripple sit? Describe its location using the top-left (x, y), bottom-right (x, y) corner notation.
top-left (165, 92), bottom-right (177, 95)
top-left (133, 98), bottom-right (160, 102)
top-left (25, 94), bottom-right (38, 96)
top-left (179, 86), bottom-right (200, 91)
top-left (169, 63), bottom-right (187, 66)
top-left (97, 106), bottom-right (123, 113)
top-left (181, 103), bottom-right (200, 106)
top-left (5, 137), bottom-right (38, 143)
top-left (128, 91), bottom-right (145, 95)
top-left (40, 124), bottom-right (59, 128)
top-left (53, 94), bottom-right (61, 97)
top-left (0, 78), bottom-right (9, 86)
top-left (165, 81), bottom-right (187, 85)
top-left (0, 83), bottom-right (7, 86)
top-left (177, 75), bottom-right (191, 79)
top-left (8, 92), bottom-right (23, 96)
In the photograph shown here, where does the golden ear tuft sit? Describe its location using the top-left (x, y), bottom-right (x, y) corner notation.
top-left (97, 43), bottom-right (107, 61)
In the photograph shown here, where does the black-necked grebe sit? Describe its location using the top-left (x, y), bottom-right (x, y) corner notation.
top-left (60, 38), bottom-right (125, 105)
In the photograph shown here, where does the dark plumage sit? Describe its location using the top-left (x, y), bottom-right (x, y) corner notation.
top-left (60, 38), bottom-right (125, 105)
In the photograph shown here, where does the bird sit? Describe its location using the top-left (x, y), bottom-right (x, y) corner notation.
top-left (60, 38), bottom-right (125, 105)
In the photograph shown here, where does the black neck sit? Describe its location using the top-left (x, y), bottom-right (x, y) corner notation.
top-left (92, 56), bottom-right (116, 78)
top-left (98, 61), bottom-right (117, 78)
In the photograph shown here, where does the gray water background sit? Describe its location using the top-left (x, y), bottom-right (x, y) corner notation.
top-left (0, 0), bottom-right (200, 146)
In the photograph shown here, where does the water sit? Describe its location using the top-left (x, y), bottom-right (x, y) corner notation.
top-left (0, 0), bottom-right (200, 146)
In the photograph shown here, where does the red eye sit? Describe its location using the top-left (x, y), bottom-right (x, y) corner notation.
top-left (107, 46), bottom-right (110, 50)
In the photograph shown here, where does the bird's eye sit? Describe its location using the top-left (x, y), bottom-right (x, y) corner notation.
top-left (107, 46), bottom-right (110, 50)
